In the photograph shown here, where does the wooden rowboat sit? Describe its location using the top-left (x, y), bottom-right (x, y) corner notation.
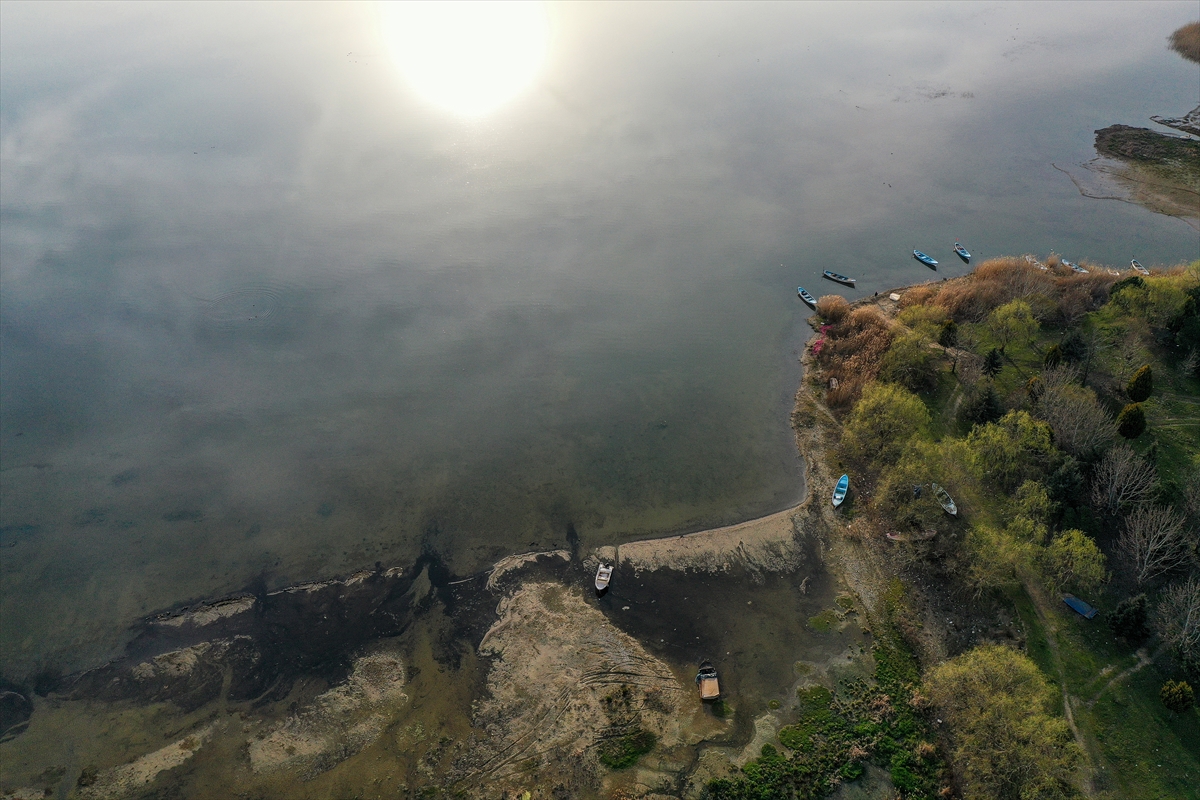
top-left (832, 474), bottom-right (849, 507)
top-left (953, 241), bottom-right (971, 262)
top-left (822, 270), bottom-right (857, 286)
top-left (913, 250), bottom-right (938, 268)
top-left (932, 483), bottom-right (957, 516)
top-left (797, 287), bottom-right (817, 307)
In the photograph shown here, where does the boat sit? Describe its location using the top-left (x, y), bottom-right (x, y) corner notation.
top-left (1025, 255), bottom-right (1048, 271)
top-left (1064, 260), bottom-right (1088, 274)
top-left (1131, 259), bottom-right (1149, 275)
top-left (886, 530), bottom-right (937, 543)
top-left (595, 563), bottom-right (613, 592)
top-left (797, 287), bottom-right (817, 307)
top-left (696, 661), bottom-right (721, 700)
top-left (932, 483), bottom-right (957, 516)
top-left (953, 241), bottom-right (971, 262)
top-left (1062, 595), bottom-right (1098, 620)
top-left (822, 270), bottom-right (856, 287)
top-left (913, 250), bottom-right (938, 268)
top-left (832, 474), bottom-right (849, 507)
top-left (1107, 269), bottom-right (1121, 276)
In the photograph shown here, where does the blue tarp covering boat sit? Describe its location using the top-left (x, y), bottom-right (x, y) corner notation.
top-left (1063, 595), bottom-right (1098, 619)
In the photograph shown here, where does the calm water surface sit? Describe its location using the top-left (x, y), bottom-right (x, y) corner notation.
top-left (2, 1), bottom-right (1198, 677)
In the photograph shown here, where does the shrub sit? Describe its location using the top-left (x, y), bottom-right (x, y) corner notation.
top-left (1108, 594), bottom-right (1150, 642)
top-left (849, 304), bottom-right (889, 331)
top-left (1126, 365), bottom-right (1152, 402)
top-left (1117, 403), bottom-right (1146, 439)
top-left (598, 728), bottom-right (656, 768)
top-left (898, 285), bottom-right (938, 309)
top-left (816, 294), bottom-right (849, 323)
top-left (1043, 343), bottom-right (1062, 368)
top-left (1160, 680), bottom-right (1195, 713)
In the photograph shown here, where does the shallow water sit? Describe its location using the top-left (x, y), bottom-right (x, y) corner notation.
top-left (2, 1), bottom-right (1199, 681)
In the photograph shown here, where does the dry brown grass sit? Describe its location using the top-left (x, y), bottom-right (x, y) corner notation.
top-left (899, 285), bottom-right (938, 309)
top-left (816, 308), bottom-right (894, 407)
top-left (929, 256), bottom-right (1115, 323)
top-left (816, 294), bottom-right (850, 323)
top-left (1170, 21), bottom-right (1200, 64)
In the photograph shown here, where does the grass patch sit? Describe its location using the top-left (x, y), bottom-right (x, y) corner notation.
top-left (597, 728), bottom-right (656, 769)
top-left (807, 610), bottom-right (841, 633)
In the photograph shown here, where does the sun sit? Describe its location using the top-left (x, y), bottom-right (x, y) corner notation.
top-left (378, 1), bottom-right (550, 117)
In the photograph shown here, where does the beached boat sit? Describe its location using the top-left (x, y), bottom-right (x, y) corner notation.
top-left (594, 563), bottom-right (612, 592)
top-left (932, 483), bottom-right (957, 516)
top-left (797, 287), bottom-right (817, 307)
top-left (1131, 259), bottom-right (1149, 275)
top-left (1107, 269), bottom-right (1121, 276)
top-left (696, 661), bottom-right (721, 700)
top-left (953, 241), bottom-right (971, 262)
top-left (1025, 255), bottom-right (1048, 271)
top-left (913, 250), bottom-right (938, 268)
top-left (1065, 261), bottom-right (1089, 274)
top-left (822, 270), bottom-right (857, 287)
top-left (832, 474), bottom-right (849, 507)
top-left (1063, 595), bottom-right (1098, 620)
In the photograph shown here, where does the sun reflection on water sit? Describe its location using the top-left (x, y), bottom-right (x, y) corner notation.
top-left (378, 0), bottom-right (549, 117)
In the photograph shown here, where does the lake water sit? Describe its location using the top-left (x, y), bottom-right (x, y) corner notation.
top-left (2, 1), bottom-right (1198, 679)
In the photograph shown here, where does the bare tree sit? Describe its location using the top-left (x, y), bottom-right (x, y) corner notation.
top-left (1184, 469), bottom-right (1200, 525)
top-left (1158, 576), bottom-right (1200, 674)
top-left (1119, 505), bottom-right (1191, 585)
top-left (1035, 367), bottom-right (1118, 457)
top-left (1090, 444), bottom-right (1158, 514)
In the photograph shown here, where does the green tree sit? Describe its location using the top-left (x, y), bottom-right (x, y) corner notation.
top-left (988, 300), bottom-right (1039, 353)
top-left (879, 332), bottom-right (940, 391)
top-left (1126, 364), bottom-right (1153, 402)
top-left (1160, 680), bottom-right (1195, 713)
top-left (1043, 343), bottom-right (1063, 368)
top-left (982, 348), bottom-right (1004, 378)
top-left (961, 383), bottom-right (1004, 427)
top-left (1013, 480), bottom-right (1055, 525)
top-left (1041, 529), bottom-right (1108, 594)
top-left (967, 411), bottom-right (1057, 492)
top-left (938, 318), bottom-right (959, 348)
top-left (926, 645), bottom-right (1079, 800)
top-left (1116, 403), bottom-right (1146, 439)
top-left (1109, 594), bottom-right (1150, 642)
top-left (841, 382), bottom-right (930, 468)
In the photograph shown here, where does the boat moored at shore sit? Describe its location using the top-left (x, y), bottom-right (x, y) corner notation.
top-left (822, 270), bottom-right (857, 287)
top-left (953, 241), bottom-right (971, 262)
top-left (798, 287), bottom-right (817, 307)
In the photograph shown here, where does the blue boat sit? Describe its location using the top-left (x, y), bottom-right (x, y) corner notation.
top-left (822, 270), bottom-right (856, 287)
top-left (1063, 595), bottom-right (1098, 620)
top-left (797, 287), bottom-right (817, 307)
top-left (953, 241), bottom-right (971, 262)
top-left (913, 250), bottom-right (938, 268)
top-left (832, 474), bottom-right (849, 507)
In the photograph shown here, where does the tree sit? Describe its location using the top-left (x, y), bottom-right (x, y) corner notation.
top-left (1116, 403), bottom-right (1146, 439)
top-left (938, 319), bottom-right (958, 348)
top-left (1043, 344), bottom-right (1062, 368)
top-left (1161, 680), bottom-right (1195, 713)
top-left (840, 382), bottom-right (930, 468)
top-left (960, 383), bottom-right (1004, 427)
top-left (1158, 577), bottom-right (1200, 676)
top-left (1108, 594), bottom-right (1150, 642)
top-left (1089, 444), bottom-right (1157, 515)
top-left (1126, 365), bottom-right (1153, 402)
top-left (1035, 367), bottom-right (1117, 458)
top-left (879, 332), bottom-right (939, 391)
top-left (1014, 480), bottom-right (1055, 524)
top-left (1119, 505), bottom-right (1190, 585)
top-left (926, 645), bottom-right (1078, 800)
top-left (966, 411), bottom-right (1056, 492)
top-left (1041, 529), bottom-right (1107, 594)
top-left (982, 348), bottom-right (1004, 378)
top-left (988, 300), bottom-right (1038, 353)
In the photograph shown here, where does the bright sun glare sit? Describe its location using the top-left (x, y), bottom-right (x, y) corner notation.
top-left (379, 1), bottom-right (549, 117)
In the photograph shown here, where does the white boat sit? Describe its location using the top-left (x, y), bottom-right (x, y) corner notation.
top-left (1025, 255), bottom-right (1048, 271)
top-left (832, 474), bottom-right (849, 507)
top-left (932, 483), bottom-right (957, 516)
top-left (595, 563), bottom-right (613, 592)
top-left (1131, 259), bottom-right (1149, 276)
top-left (1065, 261), bottom-right (1089, 274)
